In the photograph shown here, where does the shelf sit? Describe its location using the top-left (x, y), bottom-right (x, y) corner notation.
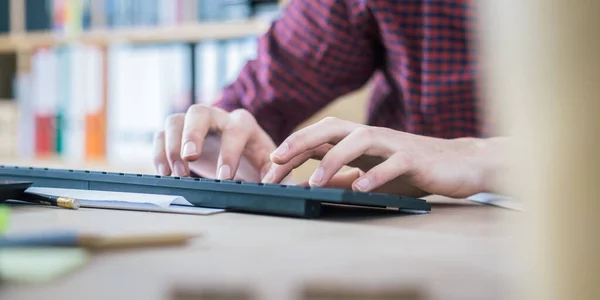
top-left (0, 19), bottom-right (272, 53)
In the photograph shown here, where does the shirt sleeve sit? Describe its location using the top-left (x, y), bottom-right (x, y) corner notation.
top-left (213, 0), bottom-right (378, 145)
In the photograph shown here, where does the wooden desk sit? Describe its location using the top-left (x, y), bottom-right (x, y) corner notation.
top-left (0, 196), bottom-right (519, 300)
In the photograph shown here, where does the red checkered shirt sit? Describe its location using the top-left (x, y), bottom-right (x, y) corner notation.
top-left (215, 0), bottom-right (487, 145)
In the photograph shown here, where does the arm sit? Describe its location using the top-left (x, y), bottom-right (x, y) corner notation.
top-left (154, 0), bottom-right (379, 181)
top-left (213, 0), bottom-right (378, 145)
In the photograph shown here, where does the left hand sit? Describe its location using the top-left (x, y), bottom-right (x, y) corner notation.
top-left (261, 117), bottom-right (493, 198)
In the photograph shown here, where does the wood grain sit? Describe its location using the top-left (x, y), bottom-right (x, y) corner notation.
top-left (0, 196), bottom-right (518, 300)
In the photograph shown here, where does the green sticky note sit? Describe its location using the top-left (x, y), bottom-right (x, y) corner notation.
top-left (0, 206), bottom-right (8, 234)
top-left (0, 248), bottom-right (89, 283)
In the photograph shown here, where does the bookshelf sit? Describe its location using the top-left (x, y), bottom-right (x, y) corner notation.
top-left (0, 87), bottom-right (370, 180)
top-left (0, 19), bottom-right (272, 53)
top-left (0, 0), bottom-right (368, 181)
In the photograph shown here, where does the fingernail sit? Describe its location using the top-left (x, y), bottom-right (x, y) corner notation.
top-left (355, 177), bottom-right (370, 191)
top-left (309, 167), bottom-right (324, 185)
top-left (158, 164), bottom-right (168, 176)
top-left (272, 142), bottom-right (289, 159)
top-left (217, 164), bottom-right (231, 180)
top-left (174, 161), bottom-right (186, 177)
top-left (261, 168), bottom-right (274, 183)
top-left (182, 141), bottom-right (197, 158)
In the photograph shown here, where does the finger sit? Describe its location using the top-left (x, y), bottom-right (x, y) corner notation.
top-left (308, 127), bottom-right (374, 187)
top-left (270, 117), bottom-right (361, 165)
top-left (180, 104), bottom-right (229, 161)
top-left (310, 143), bottom-right (333, 160)
top-left (216, 109), bottom-right (256, 179)
top-left (165, 113), bottom-right (189, 177)
top-left (320, 168), bottom-right (363, 189)
top-left (312, 142), bottom-right (384, 172)
top-left (297, 180), bottom-right (310, 186)
top-left (153, 131), bottom-right (171, 175)
top-left (262, 144), bottom-right (333, 184)
top-left (261, 152), bottom-right (312, 184)
top-left (297, 168), bottom-right (363, 188)
top-left (239, 120), bottom-right (278, 180)
top-left (352, 151), bottom-right (413, 192)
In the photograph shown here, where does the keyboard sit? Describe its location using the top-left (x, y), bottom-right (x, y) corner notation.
top-left (0, 165), bottom-right (431, 218)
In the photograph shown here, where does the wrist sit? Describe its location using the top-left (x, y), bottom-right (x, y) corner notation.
top-left (470, 137), bottom-right (511, 194)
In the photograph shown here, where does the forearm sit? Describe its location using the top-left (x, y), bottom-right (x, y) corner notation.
top-left (213, 0), bottom-right (377, 145)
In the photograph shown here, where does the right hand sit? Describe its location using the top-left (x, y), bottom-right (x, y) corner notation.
top-left (153, 104), bottom-right (276, 181)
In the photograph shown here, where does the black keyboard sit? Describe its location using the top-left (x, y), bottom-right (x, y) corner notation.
top-left (0, 165), bottom-right (431, 218)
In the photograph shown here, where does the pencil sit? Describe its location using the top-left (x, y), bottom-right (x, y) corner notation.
top-left (78, 232), bottom-right (199, 250)
top-left (19, 191), bottom-right (80, 210)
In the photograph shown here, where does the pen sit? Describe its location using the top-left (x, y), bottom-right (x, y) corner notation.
top-left (19, 191), bottom-right (80, 210)
top-left (0, 231), bottom-right (199, 249)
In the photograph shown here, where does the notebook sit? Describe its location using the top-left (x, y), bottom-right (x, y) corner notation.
top-left (23, 187), bottom-right (225, 215)
top-left (0, 247), bottom-right (89, 283)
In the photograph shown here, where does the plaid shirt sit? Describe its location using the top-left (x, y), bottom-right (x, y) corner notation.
top-left (215, 0), bottom-right (486, 145)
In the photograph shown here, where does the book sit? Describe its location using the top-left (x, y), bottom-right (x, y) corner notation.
top-left (55, 46), bottom-right (69, 156)
top-left (24, 187), bottom-right (225, 215)
top-left (195, 40), bottom-right (221, 105)
top-left (14, 73), bottom-right (35, 159)
top-left (0, 0), bottom-right (8, 34)
top-left (25, 0), bottom-right (52, 32)
top-left (106, 43), bottom-right (182, 164)
top-left (18, 0), bottom-right (280, 35)
top-left (63, 44), bottom-right (87, 162)
top-left (31, 48), bottom-right (58, 158)
top-left (84, 44), bottom-right (107, 161)
top-left (0, 247), bottom-right (89, 284)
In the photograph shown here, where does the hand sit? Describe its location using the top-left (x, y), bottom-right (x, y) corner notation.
top-left (295, 167), bottom-right (431, 198)
top-left (153, 104), bottom-right (276, 180)
top-left (262, 117), bottom-right (494, 198)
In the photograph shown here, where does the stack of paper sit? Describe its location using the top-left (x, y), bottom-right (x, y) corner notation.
top-left (25, 187), bottom-right (225, 215)
top-left (467, 193), bottom-right (524, 211)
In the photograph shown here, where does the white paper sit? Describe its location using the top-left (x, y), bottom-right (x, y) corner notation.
top-left (25, 187), bottom-right (225, 215)
top-left (467, 193), bottom-right (524, 211)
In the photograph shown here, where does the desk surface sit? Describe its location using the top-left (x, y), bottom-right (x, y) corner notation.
top-left (1, 196), bottom-right (519, 300)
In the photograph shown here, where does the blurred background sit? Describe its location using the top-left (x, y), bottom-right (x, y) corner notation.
top-left (0, 0), bottom-right (368, 180)
top-left (1, 1), bottom-right (599, 300)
